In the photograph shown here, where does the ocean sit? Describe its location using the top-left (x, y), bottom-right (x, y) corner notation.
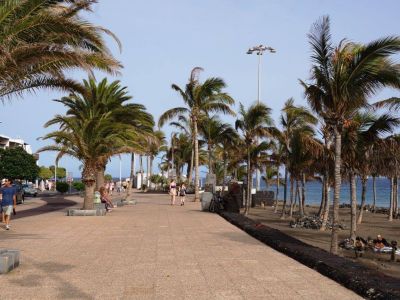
top-left (260, 177), bottom-right (393, 208)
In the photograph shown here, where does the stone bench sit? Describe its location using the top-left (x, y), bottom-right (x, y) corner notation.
top-left (0, 249), bottom-right (20, 274)
top-left (112, 199), bottom-right (125, 207)
top-left (67, 205), bottom-right (107, 216)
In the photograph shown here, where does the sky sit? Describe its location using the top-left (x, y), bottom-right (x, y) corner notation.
top-left (1, 0), bottom-right (400, 179)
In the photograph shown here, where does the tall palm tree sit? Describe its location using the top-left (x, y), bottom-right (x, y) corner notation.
top-left (235, 102), bottom-right (273, 215)
top-left (301, 16), bottom-right (400, 254)
top-left (274, 99), bottom-right (317, 219)
top-left (159, 67), bottom-right (235, 201)
top-left (0, 0), bottom-right (122, 100)
top-left (169, 115), bottom-right (195, 183)
top-left (199, 116), bottom-right (234, 174)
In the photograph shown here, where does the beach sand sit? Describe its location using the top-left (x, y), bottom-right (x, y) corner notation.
top-left (247, 204), bottom-right (400, 278)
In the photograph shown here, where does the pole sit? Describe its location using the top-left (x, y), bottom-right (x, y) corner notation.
top-left (119, 156), bottom-right (122, 186)
top-left (256, 53), bottom-right (262, 191)
top-left (54, 160), bottom-right (57, 191)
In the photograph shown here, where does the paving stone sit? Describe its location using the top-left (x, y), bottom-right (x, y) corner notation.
top-left (0, 192), bottom-right (361, 299)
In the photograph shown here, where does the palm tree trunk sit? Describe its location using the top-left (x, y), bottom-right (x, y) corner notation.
top-left (280, 165), bottom-right (288, 219)
top-left (150, 156), bottom-right (154, 190)
top-left (372, 175), bottom-right (377, 212)
top-left (298, 180), bottom-right (304, 218)
top-left (188, 137), bottom-right (194, 185)
top-left (349, 172), bottom-right (357, 241)
top-left (288, 176), bottom-right (294, 218)
top-left (274, 167), bottom-right (280, 213)
top-left (125, 152), bottom-right (135, 200)
top-left (82, 163), bottom-right (96, 209)
top-left (208, 143), bottom-right (212, 174)
top-left (139, 155), bottom-right (144, 191)
top-left (245, 146), bottom-right (252, 216)
top-left (95, 164), bottom-right (106, 191)
top-left (194, 118), bottom-right (200, 201)
top-left (146, 156), bottom-right (151, 188)
top-left (83, 183), bottom-right (95, 210)
top-left (301, 173), bottom-right (306, 216)
top-left (320, 182), bottom-right (330, 231)
top-left (222, 156), bottom-right (227, 196)
top-left (393, 176), bottom-right (398, 219)
top-left (389, 177), bottom-right (394, 222)
top-left (188, 144), bottom-right (194, 185)
top-left (393, 176), bottom-right (399, 218)
top-left (331, 126), bottom-right (342, 255)
top-left (318, 176), bottom-right (325, 218)
top-left (357, 176), bottom-right (368, 224)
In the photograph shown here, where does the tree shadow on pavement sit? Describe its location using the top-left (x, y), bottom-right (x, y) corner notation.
top-left (12, 196), bottom-right (78, 220)
top-left (9, 259), bottom-right (91, 299)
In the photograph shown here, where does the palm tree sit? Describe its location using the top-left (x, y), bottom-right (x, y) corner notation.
top-left (159, 67), bottom-right (235, 201)
top-left (199, 116), bottom-right (234, 174)
top-left (235, 102), bottom-right (273, 215)
top-left (39, 79), bottom-right (153, 209)
top-left (274, 99), bottom-right (317, 219)
top-left (53, 78), bottom-right (154, 190)
top-left (169, 115), bottom-right (195, 183)
top-left (145, 130), bottom-right (167, 189)
top-left (301, 16), bottom-right (400, 254)
top-left (0, 0), bottom-right (122, 100)
top-left (40, 113), bottom-right (132, 208)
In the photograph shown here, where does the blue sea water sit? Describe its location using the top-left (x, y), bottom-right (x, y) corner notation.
top-left (260, 177), bottom-right (392, 208)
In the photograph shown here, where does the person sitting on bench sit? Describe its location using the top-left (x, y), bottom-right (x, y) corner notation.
top-left (373, 234), bottom-right (391, 252)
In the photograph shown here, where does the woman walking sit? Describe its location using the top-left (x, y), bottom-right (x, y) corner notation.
top-left (179, 183), bottom-right (186, 206)
top-left (169, 179), bottom-right (177, 205)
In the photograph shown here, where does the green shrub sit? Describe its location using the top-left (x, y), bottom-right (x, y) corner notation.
top-left (56, 182), bottom-right (69, 193)
top-left (72, 181), bottom-right (85, 191)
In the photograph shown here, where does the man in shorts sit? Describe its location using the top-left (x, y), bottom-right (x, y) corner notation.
top-left (0, 179), bottom-right (17, 230)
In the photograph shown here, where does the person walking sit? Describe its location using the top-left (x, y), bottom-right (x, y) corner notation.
top-left (0, 179), bottom-right (17, 230)
top-left (169, 179), bottom-right (177, 205)
top-left (179, 183), bottom-right (186, 206)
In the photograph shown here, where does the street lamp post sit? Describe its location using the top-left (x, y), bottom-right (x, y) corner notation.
top-left (246, 44), bottom-right (276, 191)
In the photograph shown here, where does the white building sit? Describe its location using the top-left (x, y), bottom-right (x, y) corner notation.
top-left (0, 134), bottom-right (33, 154)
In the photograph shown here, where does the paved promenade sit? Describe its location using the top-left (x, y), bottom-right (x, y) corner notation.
top-left (0, 192), bottom-right (360, 299)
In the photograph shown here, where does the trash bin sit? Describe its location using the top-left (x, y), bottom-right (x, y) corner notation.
top-left (201, 192), bottom-right (213, 211)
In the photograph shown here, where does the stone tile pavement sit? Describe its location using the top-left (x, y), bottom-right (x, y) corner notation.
top-left (0, 193), bottom-right (361, 299)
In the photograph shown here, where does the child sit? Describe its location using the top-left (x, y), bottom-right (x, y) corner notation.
top-left (179, 183), bottom-right (186, 206)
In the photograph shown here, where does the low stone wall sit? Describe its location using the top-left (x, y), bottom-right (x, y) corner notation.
top-left (67, 208), bottom-right (106, 216)
top-left (219, 211), bottom-right (400, 299)
top-left (0, 249), bottom-right (20, 274)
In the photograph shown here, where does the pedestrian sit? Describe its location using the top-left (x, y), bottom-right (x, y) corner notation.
top-left (116, 181), bottom-right (121, 193)
top-left (179, 183), bottom-right (186, 206)
top-left (169, 179), bottom-right (177, 205)
top-left (0, 179), bottom-right (17, 230)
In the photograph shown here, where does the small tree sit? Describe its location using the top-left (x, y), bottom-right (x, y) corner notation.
top-left (105, 174), bottom-right (113, 182)
top-left (39, 166), bottom-right (53, 180)
top-left (0, 147), bottom-right (39, 180)
top-left (49, 166), bottom-right (66, 179)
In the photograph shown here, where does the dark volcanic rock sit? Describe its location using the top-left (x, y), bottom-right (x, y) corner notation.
top-left (219, 211), bottom-right (400, 300)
